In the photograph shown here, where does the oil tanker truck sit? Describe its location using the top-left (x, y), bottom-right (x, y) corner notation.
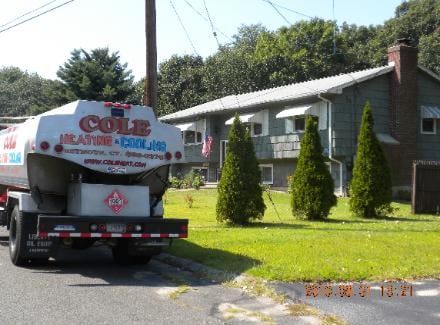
top-left (0, 100), bottom-right (188, 266)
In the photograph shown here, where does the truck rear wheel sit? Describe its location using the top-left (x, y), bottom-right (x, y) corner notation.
top-left (9, 205), bottom-right (28, 266)
top-left (112, 240), bottom-right (153, 265)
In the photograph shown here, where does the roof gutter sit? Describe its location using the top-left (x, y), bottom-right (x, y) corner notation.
top-left (318, 94), bottom-right (344, 196)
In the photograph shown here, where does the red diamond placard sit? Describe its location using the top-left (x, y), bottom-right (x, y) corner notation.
top-left (104, 190), bottom-right (128, 214)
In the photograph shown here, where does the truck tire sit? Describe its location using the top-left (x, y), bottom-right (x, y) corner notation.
top-left (112, 240), bottom-right (152, 265)
top-left (9, 205), bottom-right (28, 266)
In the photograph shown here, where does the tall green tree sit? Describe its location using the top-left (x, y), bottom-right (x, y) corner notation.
top-left (291, 116), bottom-right (336, 220)
top-left (27, 79), bottom-right (77, 115)
top-left (419, 29), bottom-right (440, 75)
top-left (0, 67), bottom-right (68, 116)
top-left (125, 77), bottom-right (145, 106)
top-left (255, 19), bottom-right (353, 86)
top-left (203, 24), bottom-right (271, 99)
top-left (216, 114), bottom-right (266, 224)
top-left (57, 48), bottom-right (134, 102)
top-left (368, 0), bottom-right (440, 68)
top-left (349, 102), bottom-right (392, 218)
top-left (157, 55), bottom-right (206, 116)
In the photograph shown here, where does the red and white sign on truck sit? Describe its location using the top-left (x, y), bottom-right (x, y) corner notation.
top-left (0, 100), bottom-right (188, 265)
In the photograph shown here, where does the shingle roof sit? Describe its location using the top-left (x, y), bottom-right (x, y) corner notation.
top-left (159, 64), bottom-right (395, 122)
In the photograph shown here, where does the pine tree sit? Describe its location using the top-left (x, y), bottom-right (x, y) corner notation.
top-left (216, 114), bottom-right (266, 224)
top-left (291, 116), bottom-right (336, 220)
top-left (349, 102), bottom-right (392, 218)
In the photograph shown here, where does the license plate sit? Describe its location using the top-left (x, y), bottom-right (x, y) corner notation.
top-left (106, 223), bottom-right (126, 233)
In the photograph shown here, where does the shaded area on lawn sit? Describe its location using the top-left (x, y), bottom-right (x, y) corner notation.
top-left (167, 240), bottom-right (261, 275)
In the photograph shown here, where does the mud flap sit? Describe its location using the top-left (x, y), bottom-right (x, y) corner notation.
top-left (22, 213), bottom-right (58, 259)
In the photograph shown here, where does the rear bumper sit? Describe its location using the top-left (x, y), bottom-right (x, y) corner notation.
top-left (37, 215), bottom-right (188, 239)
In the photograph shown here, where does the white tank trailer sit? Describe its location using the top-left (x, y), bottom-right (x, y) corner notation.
top-left (0, 100), bottom-right (188, 266)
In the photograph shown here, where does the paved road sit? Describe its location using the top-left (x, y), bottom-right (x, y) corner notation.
top-left (274, 279), bottom-right (440, 325)
top-left (0, 228), bottom-right (304, 325)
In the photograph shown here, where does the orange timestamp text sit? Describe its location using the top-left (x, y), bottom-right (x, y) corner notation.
top-left (304, 282), bottom-right (413, 298)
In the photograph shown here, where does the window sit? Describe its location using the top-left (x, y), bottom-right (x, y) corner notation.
top-left (177, 119), bottom-right (206, 145)
top-left (225, 110), bottom-right (268, 137)
top-left (285, 116), bottom-right (309, 133)
top-left (192, 167), bottom-right (208, 181)
top-left (259, 164), bottom-right (273, 184)
top-left (182, 131), bottom-right (203, 145)
top-left (244, 122), bottom-right (263, 136)
top-left (278, 102), bottom-right (327, 133)
top-left (421, 118), bottom-right (436, 134)
top-left (294, 117), bottom-right (305, 132)
top-left (252, 123), bottom-right (263, 136)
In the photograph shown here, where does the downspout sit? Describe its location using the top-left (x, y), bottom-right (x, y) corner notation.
top-left (318, 94), bottom-right (344, 196)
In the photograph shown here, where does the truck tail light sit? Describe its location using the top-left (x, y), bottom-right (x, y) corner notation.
top-left (104, 102), bottom-right (113, 107)
top-left (175, 151), bottom-right (182, 160)
top-left (54, 144), bottom-right (64, 153)
top-left (40, 141), bottom-right (50, 151)
top-left (90, 224), bottom-right (98, 232)
top-left (165, 152), bottom-right (172, 160)
top-left (98, 224), bottom-right (106, 232)
top-left (123, 104), bottom-right (131, 109)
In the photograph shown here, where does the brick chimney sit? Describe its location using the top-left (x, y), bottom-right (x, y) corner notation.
top-left (387, 38), bottom-right (418, 187)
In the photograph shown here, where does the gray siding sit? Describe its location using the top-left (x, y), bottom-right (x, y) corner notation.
top-left (417, 72), bottom-right (440, 160)
top-left (332, 74), bottom-right (390, 157)
top-left (268, 159), bottom-right (296, 187)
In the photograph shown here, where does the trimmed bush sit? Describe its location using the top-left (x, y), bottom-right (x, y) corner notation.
top-left (291, 116), bottom-right (336, 220)
top-left (216, 114), bottom-right (266, 224)
top-left (169, 171), bottom-right (204, 189)
top-left (349, 102), bottom-right (392, 218)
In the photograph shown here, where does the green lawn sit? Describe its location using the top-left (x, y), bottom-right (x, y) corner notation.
top-left (163, 189), bottom-right (440, 282)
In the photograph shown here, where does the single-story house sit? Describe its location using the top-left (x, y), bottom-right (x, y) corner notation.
top-left (159, 40), bottom-right (440, 195)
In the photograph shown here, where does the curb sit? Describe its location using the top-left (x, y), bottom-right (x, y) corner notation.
top-left (154, 253), bottom-right (246, 284)
top-left (154, 253), bottom-right (298, 303)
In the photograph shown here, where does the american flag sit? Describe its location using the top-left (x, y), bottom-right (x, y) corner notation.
top-left (202, 134), bottom-right (213, 158)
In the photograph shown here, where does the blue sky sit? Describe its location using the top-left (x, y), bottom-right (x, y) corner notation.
top-left (0, 0), bottom-right (403, 81)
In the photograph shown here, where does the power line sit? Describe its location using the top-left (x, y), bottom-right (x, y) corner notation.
top-left (202, 0), bottom-right (221, 48)
top-left (0, 0), bottom-right (59, 29)
top-left (0, 0), bottom-right (75, 35)
top-left (182, 0), bottom-right (231, 41)
top-left (263, 0), bottom-right (313, 20)
top-left (264, 0), bottom-right (291, 25)
top-left (169, 0), bottom-right (199, 56)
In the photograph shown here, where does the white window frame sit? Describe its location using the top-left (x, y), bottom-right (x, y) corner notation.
top-left (285, 116), bottom-right (308, 134)
top-left (259, 164), bottom-right (273, 185)
top-left (191, 166), bottom-right (209, 181)
top-left (182, 130), bottom-right (204, 145)
top-left (421, 118), bottom-right (437, 134)
top-left (279, 102), bottom-right (326, 134)
top-left (243, 122), bottom-right (264, 137)
top-left (226, 110), bottom-right (268, 138)
top-left (220, 140), bottom-right (228, 167)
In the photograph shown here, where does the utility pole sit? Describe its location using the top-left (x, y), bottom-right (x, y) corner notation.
top-left (144, 0), bottom-right (157, 112)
